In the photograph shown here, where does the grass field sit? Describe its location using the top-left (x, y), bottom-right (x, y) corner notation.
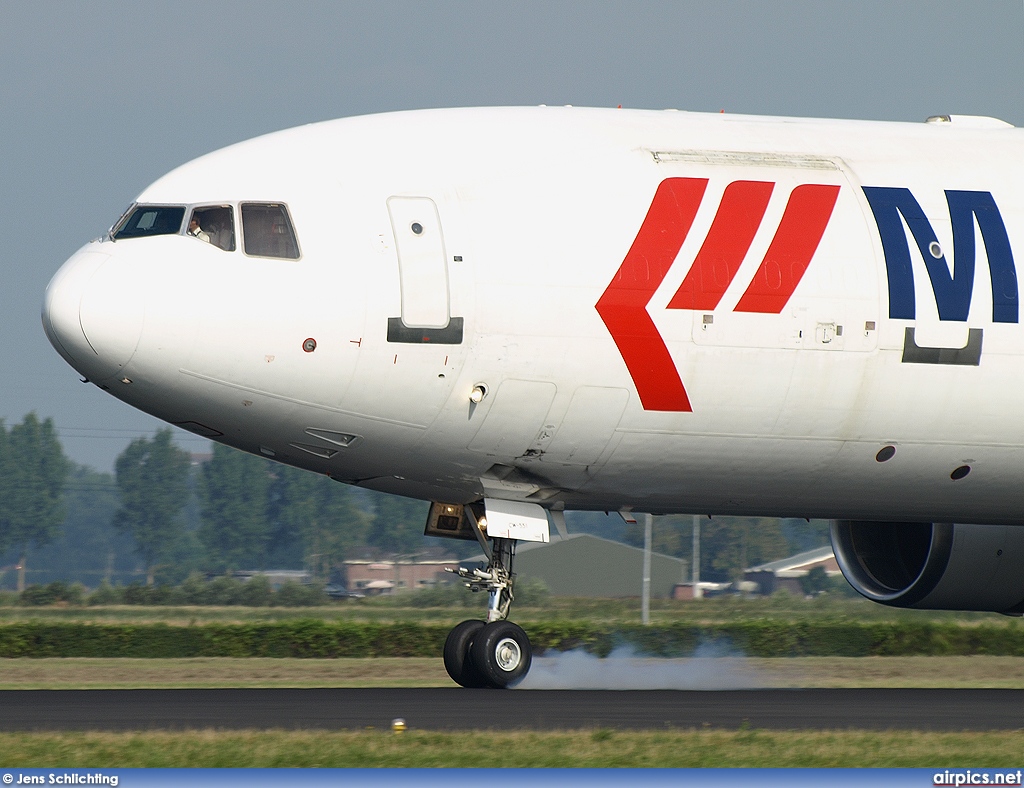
top-left (0, 657), bottom-right (453, 688)
top-left (4, 655), bottom-right (1024, 689)
top-left (2, 729), bottom-right (1024, 767)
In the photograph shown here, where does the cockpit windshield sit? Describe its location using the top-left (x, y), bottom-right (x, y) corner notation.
top-left (188, 205), bottom-right (235, 251)
top-left (241, 203), bottom-right (300, 259)
top-left (109, 201), bottom-right (299, 259)
top-left (112, 205), bottom-right (185, 240)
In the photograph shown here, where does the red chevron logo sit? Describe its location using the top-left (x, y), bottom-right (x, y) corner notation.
top-left (596, 177), bottom-right (840, 412)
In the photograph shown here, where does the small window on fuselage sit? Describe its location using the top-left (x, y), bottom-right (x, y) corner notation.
top-left (241, 203), bottom-right (300, 259)
top-left (112, 205), bottom-right (185, 239)
top-left (188, 206), bottom-right (235, 251)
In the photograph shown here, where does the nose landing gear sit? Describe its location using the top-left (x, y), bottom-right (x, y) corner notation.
top-left (426, 500), bottom-right (548, 689)
top-left (443, 536), bottom-right (533, 688)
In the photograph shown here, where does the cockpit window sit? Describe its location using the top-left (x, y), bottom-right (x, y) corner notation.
top-left (241, 203), bottom-right (300, 259)
top-left (188, 206), bottom-right (235, 251)
top-left (112, 205), bottom-right (185, 239)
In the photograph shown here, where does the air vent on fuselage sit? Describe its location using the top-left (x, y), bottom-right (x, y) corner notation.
top-left (304, 428), bottom-right (359, 447)
top-left (290, 443), bottom-right (338, 459)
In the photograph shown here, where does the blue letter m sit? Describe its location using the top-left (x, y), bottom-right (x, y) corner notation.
top-left (863, 187), bottom-right (1018, 323)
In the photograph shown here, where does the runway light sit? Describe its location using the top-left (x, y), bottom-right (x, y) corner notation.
top-left (470, 384), bottom-right (487, 403)
top-left (391, 718), bottom-right (407, 734)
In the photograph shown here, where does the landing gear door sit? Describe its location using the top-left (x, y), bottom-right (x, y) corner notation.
top-left (387, 196), bottom-right (450, 329)
top-left (482, 498), bottom-right (550, 543)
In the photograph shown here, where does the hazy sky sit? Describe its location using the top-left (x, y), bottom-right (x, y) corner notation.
top-left (2, 1), bottom-right (1022, 471)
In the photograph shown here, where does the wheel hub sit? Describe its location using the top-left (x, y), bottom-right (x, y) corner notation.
top-left (495, 637), bottom-right (522, 671)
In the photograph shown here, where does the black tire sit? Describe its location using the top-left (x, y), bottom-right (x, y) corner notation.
top-left (470, 620), bottom-right (532, 688)
top-left (443, 619), bottom-right (488, 688)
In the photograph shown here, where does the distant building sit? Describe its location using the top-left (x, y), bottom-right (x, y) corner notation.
top-left (743, 545), bottom-right (839, 595)
top-left (463, 533), bottom-right (689, 598)
top-left (233, 569), bottom-right (311, 589)
top-left (343, 558), bottom-right (460, 594)
top-left (672, 581), bottom-right (732, 600)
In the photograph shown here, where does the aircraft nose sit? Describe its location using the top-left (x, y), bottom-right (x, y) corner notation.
top-left (42, 246), bottom-right (146, 383)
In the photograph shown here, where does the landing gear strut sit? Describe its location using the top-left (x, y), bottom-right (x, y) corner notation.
top-left (443, 535), bottom-right (533, 688)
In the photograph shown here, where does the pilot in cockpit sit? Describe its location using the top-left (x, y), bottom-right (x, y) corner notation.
top-left (187, 215), bottom-right (211, 243)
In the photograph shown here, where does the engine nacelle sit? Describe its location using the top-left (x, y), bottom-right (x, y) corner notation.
top-left (830, 520), bottom-right (1024, 615)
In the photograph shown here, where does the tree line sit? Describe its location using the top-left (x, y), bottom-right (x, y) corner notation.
top-left (0, 416), bottom-right (830, 590)
top-left (112, 429), bottom-right (442, 584)
top-left (0, 420), bottom-right (440, 588)
top-left (0, 415), bottom-right (68, 590)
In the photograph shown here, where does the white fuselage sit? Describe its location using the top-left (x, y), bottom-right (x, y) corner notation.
top-left (42, 107), bottom-right (1024, 522)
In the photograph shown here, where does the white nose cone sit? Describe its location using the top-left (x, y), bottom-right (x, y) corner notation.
top-left (43, 249), bottom-right (108, 369)
top-left (42, 247), bottom-right (146, 383)
top-left (79, 255), bottom-right (146, 376)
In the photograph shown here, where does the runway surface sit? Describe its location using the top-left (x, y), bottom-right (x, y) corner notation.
top-left (1, 688), bottom-right (1022, 731)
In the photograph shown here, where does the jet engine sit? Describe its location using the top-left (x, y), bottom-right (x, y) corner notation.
top-left (830, 520), bottom-right (1024, 615)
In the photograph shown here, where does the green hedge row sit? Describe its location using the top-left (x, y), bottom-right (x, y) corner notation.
top-left (0, 621), bottom-right (448, 658)
top-left (590, 620), bottom-right (1024, 658)
top-left (2, 619), bottom-right (1024, 658)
